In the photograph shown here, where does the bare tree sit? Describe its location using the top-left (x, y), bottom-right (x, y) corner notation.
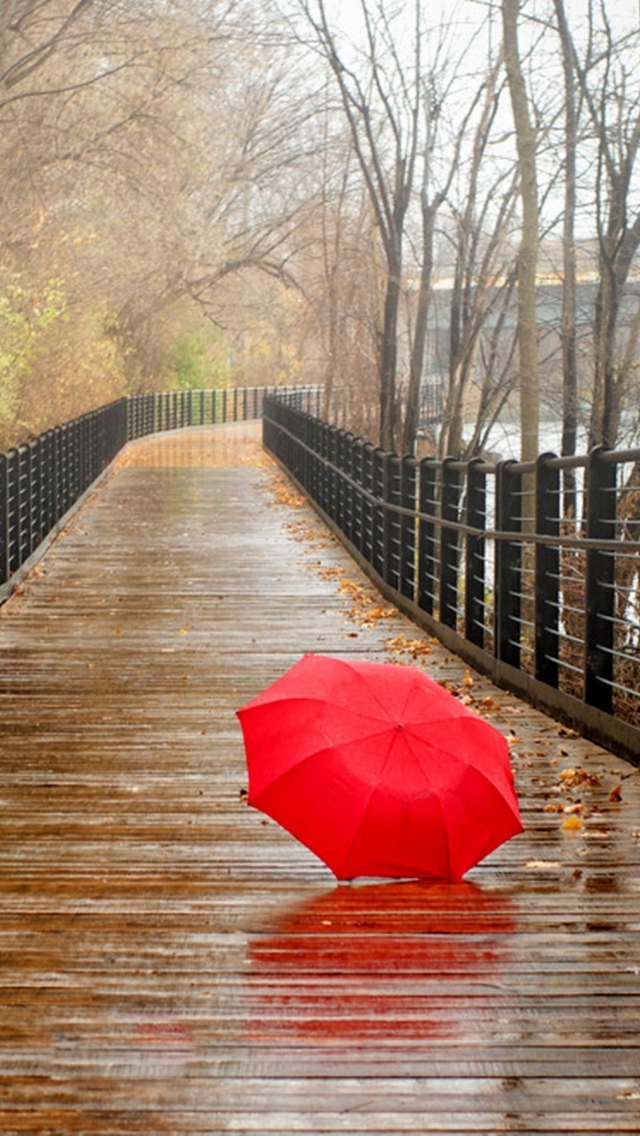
top-left (433, 52), bottom-right (520, 460)
top-left (401, 50), bottom-right (487, 456)
top-left (286, 0), bottom-right (423, 450)
top-left (576, 9), bottom-right (640, 449)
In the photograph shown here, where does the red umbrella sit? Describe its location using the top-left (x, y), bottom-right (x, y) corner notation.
top-left (236, 654), bottom-right (523, 880)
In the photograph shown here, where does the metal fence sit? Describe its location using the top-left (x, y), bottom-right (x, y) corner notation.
top-left (263, 394), bottom-right (640, 765)
top-left (0, 385), bottom-right (322, 597)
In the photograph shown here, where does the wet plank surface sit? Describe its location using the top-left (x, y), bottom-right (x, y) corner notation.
top-left (0, 421), bottom-right (639, 1135)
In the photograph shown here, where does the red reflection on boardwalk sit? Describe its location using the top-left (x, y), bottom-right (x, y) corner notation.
top-left (247, 880), bottom-right (516, 1042)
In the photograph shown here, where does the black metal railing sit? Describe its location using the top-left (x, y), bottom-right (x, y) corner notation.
top-left (263, 395), bottom-right (640, 765)
top-left (0, 385), bottom-right (322, 597)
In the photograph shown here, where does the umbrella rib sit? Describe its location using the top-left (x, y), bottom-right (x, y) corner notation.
top-left (337, 739), bottom-right (395, 880)
top-left (342, 660), bottom-right (417, 724)
top-left (338, 732), bottom-right (455, 881)
top-left (251, 724), bottom-right (414, 798)
top-left (341, 777), bottom-right (391, 881)
top-left (400, 731), bottom-right (454, 881)
top-left (254, 693), bottom-right (395, 732)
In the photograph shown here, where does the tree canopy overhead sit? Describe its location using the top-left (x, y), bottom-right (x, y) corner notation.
top-left (1, 0), bottom-right (640, 462)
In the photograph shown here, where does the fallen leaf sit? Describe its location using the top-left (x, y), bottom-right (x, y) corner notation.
top-left (562, 815), bottom-right (582, 831)
top-left (609, 785), bottom-right (622, 802)
top-left (559, 767), bottom-right (601, 789)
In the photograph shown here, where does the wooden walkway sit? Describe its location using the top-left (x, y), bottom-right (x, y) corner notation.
top-left (0, 422), bottom-right (639, 1135)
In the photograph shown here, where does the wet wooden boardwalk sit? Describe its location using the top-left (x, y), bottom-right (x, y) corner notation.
top-left (0, 422), bottom-right (639, 1135)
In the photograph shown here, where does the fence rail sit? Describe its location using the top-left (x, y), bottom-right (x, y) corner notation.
top-left (263, 395), bottom-right (640, 765)
top-left (0, 385), bottom-right (322, 599)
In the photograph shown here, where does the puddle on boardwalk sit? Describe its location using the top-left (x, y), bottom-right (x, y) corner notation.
top-left (117, 423), bottom-right (264, 469)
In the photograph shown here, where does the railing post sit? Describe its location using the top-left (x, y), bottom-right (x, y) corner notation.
top-left (72, 418), bottom-right (79, 503)
top-left (315, 420), bottom-right (326, 512)
top-left (465, 458), bottom-right (486, 648)
top-left (351, 438), bottom-right (363, 553)
top-left (323, 424), bottom-right (336, 521)
top-left (440, 458), bottom-right (461, 630)
top-left (418, 459), bottom-right (437, 615)
top-left (29, 438), bottom-right (41, 554)
top-left (399, 455), bottom-right (417, 601)
top-left (372, 448), bottom-right (386, 580)
top-left (342, 432), bottom-right (355, 543)
top-left (335, 429), bottom-right (346, 533)
top-left (386, 454), bottom-right (401, 591)
top-left (16, 445), bottom-right (27, 567)
top-left (59, 424), bottom-right (70, 517)
top-left (77, 416), bottom-right (86, 497)
top-left (585, 446), bottom-right (616, 713)
top-left (6, 450), bottom-right (18, 577)
top-left (0, 454), bottom-right (7, 584)
top-left (52, 425), bottom-right (60, 521)
top-left (535, 452), bottom-right (560, 688)
top-left (361, 442), bottom-right (375, 565)
top-left (52, 427), bottom-right (61, 524)
top-left (495, 459), bottom-right (521, 669)
top-left (314, 417), bottom-right (324, 507)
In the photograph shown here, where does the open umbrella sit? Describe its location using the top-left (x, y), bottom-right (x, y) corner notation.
top-left (236, 654), bottom-right (523, 880)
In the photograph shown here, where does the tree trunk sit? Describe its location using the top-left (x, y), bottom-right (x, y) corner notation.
top-left (502, 0), bottom-right (539, 466)
top-left (591, 263), bottom-right (618, 449)
top-left (379, 257), bottom-right (401, 452)
top-left (554, 0), bottom-right (578, 514)
top-left (402, 197), bottom-right (438, 455)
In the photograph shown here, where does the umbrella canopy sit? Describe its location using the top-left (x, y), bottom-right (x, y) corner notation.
top-left (236, 654), bottom-right (523, 880)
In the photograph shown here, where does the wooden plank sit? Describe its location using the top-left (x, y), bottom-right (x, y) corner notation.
top-left (0, 423), bottom-right (638, 1133)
